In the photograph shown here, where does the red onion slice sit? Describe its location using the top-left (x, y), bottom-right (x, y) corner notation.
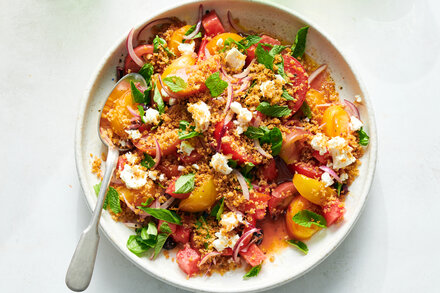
top-left (233, 59), bottom-right (255, 79)
top-left (235, 76), bottom-right (251, 94)
top-left (308, 64), bottom-right (327, 84)
top-left (183, 4), bottom-right (203, 40)
top-left (343, 99), bottom-right (361, 120)
top-left (227, 10), bottom-right (242, 33)
top-left (224, 83), bottom-right (233, 115)
top-left (126, 28), bottom-right (145, 68)
top-left (232, 228), bottom-right (259, 262)
top-left (198, 251), bottom-right (221, 267)
top-left (136, 17), bottom-right (177, 41)
top-left (127, 105), bottom-right (140, 117)
top-left (220, 67), bottom-right (234, 82)
top-left (233, 170), bottom-right (249, 200)
top-left (121, 192), bottom-right (148, 218)
top-left (153, 137), bottom-right (161, 169)
top-left (319, 166), bottom-right (342, 183)
top-left (158, 75), bottom-right (181, 99)
top-left (253, 139), bottom-right (272, 158)
top-left (159, 196), bottom-right (175, 209)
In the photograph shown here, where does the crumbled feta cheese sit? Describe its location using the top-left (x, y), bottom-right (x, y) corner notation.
top-left (120, 140), bottom-right (127, 147)
top-left (340, 173), bottom-right (348, 182)
top-left (192, 164), bottom-right (199, 170)
top-left (125, 129), bottom-right (141, 140)
top-left (216, 38), bottom-right (224, 47)
top-left (210, 153), bottom-right (233, 175)
top-left (120, 164), bottom-right (147, 189)
top-left (349, 116), bottom-right (363, 131)
top-left (327, 136), bottom-right (356, 169)
top-left (230, 101), bottom-right (253, 134)
top-left (212, 232), bottom-right (240, 252)
top-left (124, 152), bottom-right (137, 164)
top-left (321, 172), bottom-right (334, 187)
top-left (220, 212), bottom-right (243, 232)
top-left (168, 98), bottom-right (176, 105)
top-left (159, 173), bottom-right (166, 182)
top-left (187, 101), bottom-right (211, 132)
top-left (225, 48), bottom-right (246, 71)
top-left (161, 88), bottom-right (169, 98)
top-left (275, 74), bottom-right (286, 83)
top-left (143, 108), bottom-right (160, 125)
top-left (177, 165), bottom-right (184, 171)
top-left (355, 95), bottom-right (363, 103)
top-left (177, 41), bottom-right (195, 55)
top-left (310, 133), bottom-right (328, 155)
top-left (260, 80), bottom-right (275, 98)
top-left (147, 170), bottom-right (158, 181)
top-left (179, 141), bottom-right (194, 156)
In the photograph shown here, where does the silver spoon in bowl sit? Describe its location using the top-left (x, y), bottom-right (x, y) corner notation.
top-left (66, 73), bottom-right (147, 292)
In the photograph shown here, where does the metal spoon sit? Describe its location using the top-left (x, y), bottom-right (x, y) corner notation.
top-left (66, 73), bottom-right (147, 292)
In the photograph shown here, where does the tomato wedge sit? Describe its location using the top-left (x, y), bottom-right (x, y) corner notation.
top-left (179, 150), bottom-right (203, 165)
top-left (202, 11), bottom-right (225, 36)
top-left (172, 225), bottom-right (191, 244)
top-left (268, 182), bottom-right (297, 215)
top-left (323, 199), bottom-right (345, 226)
top-left (283, 54), bottom-right (309, 114)
top-left (259, 158), bottom-right (278, 182)
top-left (124, 44), bottom-right (154, 74)
top-left (244, 192), bottom-right (271, 220)
top-left (239, 244), bottom-right (266, 267)
top-left (177, 246), bottom-right (200, 277)
top-left (246, 35), bottom-right (281, 64)
top-left (293, 162), bottom-right (323, 180)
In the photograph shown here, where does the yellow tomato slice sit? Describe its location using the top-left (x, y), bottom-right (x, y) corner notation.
top-left (206, 33), bottom-right (243, 54)
top-left (292, 173), bottom-right (335, 206)
top-left (168, 25), bottom-right (193, 56)
top-left (322, 105), bottom-right (350, 138)
top-left (179, 176), bottom-right (217, 212)
top-left (285, 195), bottom-right (321, 240)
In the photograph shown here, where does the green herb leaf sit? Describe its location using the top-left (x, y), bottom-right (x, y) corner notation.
top-left (286, 239), bottom-right (308, 254)
top-left (93, 182), bottom-right (108, 209)
top-left (270, 45), bottom-right (288, 56)
top-left (205, 72), bottom-right (228, 97)
top-left (140, 152), bottom-right (155, 169)
top-left (137, 207), bottom-right (182, 225)
top-left (153, 83), bottom-right (165, 115)
top-left (131, 81), bottom-right (147, 104)
top-left (277, 57), bottom-right (287, 79)
top-left (153, 233), bottom-right (170, 259)
top-left (163, 76), bottom-right (187, 92)
top-left (301, 101), bottom-right (312, 119)
top-left (144, 222), bottom-right (158, 238)
top-left (137, 105), bottom-right (146, 123)
top-left (93, 183), bottom-right (121, 214)
top-left (127, 235), bottom-right (150, 256)
top-left (184, 25), bottom-right (202, 39)
top-left (291, 26), bottom-right (309, 59)
top-left (221, 37), bottom-right (247, 52)
top-left (292, 210), bottom-right (327, 228)
top-left (239, 35), bottom-right (262, 49)
top-left (174, 173), bottom-right (195, 194)
top-left (357, 127), bottom-right (369, 146)
top-left (141, 197), bottom-right (154, 206)
top-left (336, 182), bottom-right (343, 197)
top-left (210, 198), bottom-right (225, 221)
top-left (244, 126), bottom-right (283, 156)
top-left (243, 264), bottom-right (262, 280)
top-left (153, 35), bottom-right (175, 56)
top-left (281, 88), bottom-right (294, 101)
top-left (243, 126), bottom-right (265, 139)
top-left (227, 159), bottom-right (238, 169)
top-left (138, 63), bottom-right (154, 83)
top-left (256, 101), bottom-right (291, 117)
top-left (240, 162), bottom-right (255, 178)
top-left (256, 44), bottom-right (287, 70)
top-left (159, 222), bottom-right (172, 234)
top-left (178, 120), bottom-right (201, 140)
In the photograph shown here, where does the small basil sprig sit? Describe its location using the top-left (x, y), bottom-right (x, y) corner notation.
top-left (357, 127), bottom-right (369, 146)
top-left (286, 239), bottom-right (308, 254)
top-left (291, 26), bottom-right (309, 59)
top-left (210, 198), bottom-right (225, 221)
top-left (292, 210), bottom-right (327, 228)
top-left (153, 35), bottom-right (175, 56)
top-left (93, 183), bottom-right (121, 214)
top-left (178, 120), bottom-right (202, 140)
top-left (153, 83), bottom-right (165, 115)
top-left (243, 264), bottom-right (262, 280)
top-left (163, 76), bottom-right (187, 93)
top-left (256, 101), bottom-right (291, 117)
top-left (184, 24), bottom-right (202, 40)
top-left (140, 152), bottom-right (155, 169)
top-left (301, 101), bottom-right (312, 119)
top-left (174, 173), bottom-right (195, 194)
top-left (136, 207), bottom-right (182, 225)
top-left (205, 72), bottom-right (228, 97)
top-left (239, 35), bottom-right (262, 49)
top-left (220, 37), bottom-right (247, 53)
top-left (256, 43), bottom-right (287, 70)
top-left (244, 126), bottom-right (283, 156)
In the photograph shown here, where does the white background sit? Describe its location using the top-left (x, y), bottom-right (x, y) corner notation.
top-left (1, 0), bottom-right (439, 292)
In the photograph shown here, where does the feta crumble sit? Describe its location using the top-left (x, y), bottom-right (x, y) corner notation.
top-left (340, 173), bottom-right (348, 182)
top-left (212, 232), bottom-right (240, 252)
top-left (177, 165), bottom-right (184, 171)
top-left (179, 141), bottom-right (194, 156)
top-left (124, 152), bottom-right (137, 164)
top-left (125, 129), bottom-right (141, 140)
top-left (230, 101), bottom-right (253, 134)
top-left (225, 47), bottom-right (246, 71)
top-left (168, 98), bottom-right (176, 105)
top-left (177, 41), bottom-right (195, 55)
top-left (327, 136), bottom-right (356, 170)
top-left (310, 133), bottom-right (328, 155)
top-left (159, 173), bottom-right (166, 182)
top-left (143, 108), bottom-right (160, 125)
top-left (120, 164), bottom-right (147, 189)
top-left (321, 172), bottom-right (334, 187)
top-left (355, 95), bottom-right (363, 103)
top-left (187, 101), bottom-right (211, 132)
top-left (220, 212), bottom-right (243, 232)
top-left (210, 153), bottom-right (233, 175)
top-left (192, 164), bottom-right (199, 170)
top-left (349, 116), bottom-right (363, 131)
top-left (147, 170), bottom-right (158, 181)
top-left (260, 80), bottom-right (275, 98)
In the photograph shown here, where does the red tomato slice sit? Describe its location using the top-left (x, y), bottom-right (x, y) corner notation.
top-left (133, 136), bottom-right (180, 157)
top-left (156, 164), bottom-right (180, 179)
top-left (179, 150), bottom-right (203, 165)
top-left (124, 45), bottom-right (154, 74)
top-left (244, 192), bottom-right (270, 220)
top-left (282, 54), bottom-right (309, 114)
top-left (197, 37), bottom-right (209, 62)
top-left (165, 178), bottom-right (191, 199)
top-left (259, 159), bottom-right (278, 182)
top-left (117, 156), bottom-right (127, 171)
top-left (177, 246), bottom-right (201, 277)
top-left (293, 162), bottom-right (323, 180)
top-left (246, 35), bottom-right (281, 64)
top-left (158, 220), bottom-right (177, 234)
top-left (268, 182), bottom-right (297, 215)
top-left (222, 247), bottom-right (233, 256)
top-left (172, 225), bottom-right (191, 244)
top-left (312, 150), bottom-right (331, 164)
top-left (202, 11), bottom-right (225, 36)
top-left (239, 244), bottom-right (266, 267)
top-left (323, 199), bottom-right (345, 226)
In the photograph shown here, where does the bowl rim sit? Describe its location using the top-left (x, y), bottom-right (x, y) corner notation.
top-left (74, 0), bottom-right (378, 292)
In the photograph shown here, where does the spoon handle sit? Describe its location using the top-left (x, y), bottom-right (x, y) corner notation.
top-left (66, 148), bottom-right (119, 292)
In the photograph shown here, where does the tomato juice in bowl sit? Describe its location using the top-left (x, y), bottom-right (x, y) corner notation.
top-left (75, 1), bottom-right (377, 292)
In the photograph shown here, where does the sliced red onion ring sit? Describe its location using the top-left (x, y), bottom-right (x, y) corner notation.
top-left (343, 99), bottom-right (361, 120)
top-left (183, 5), bottom-right (203, 40)
top-left (233, 59), bottom-right (255, 79)
top-left (224, 83), bottom-right (233, 114)
top-left (253, 139), bottom-right (272, 158)
top-left (233, 170), bottom-right (249, 201)
top-left (127, 105), bottom-right (140, 117)
top-left (126, 28), bottom-right (145, 68)
top-left (136, 17), bottom-right (177, 41)
top-left (232, 228), bottom-right (259, 262)
top-left (153, 137), bottom-right (161, 169)
top-left (220, 67), bottom-right (234, 82)
top-left (159, 196), bottom-right (175, 209)
top-left (198, 251), bottom-right (221, 267)
top-left (216, 111), bottom-right (233, 152)
top-left (308, 64), bottom-right (327, 84)
top-left (204, 47), bottom-right (211, 59)
top-left (319, 166), bottom-right (342, 183)
top-left (227, 10), bottom-right (242, 33)
top-left (158, 74), bottom-right (181, 99)
top-left (235, 76), bottom-right (251, 94)
top-left (121, 192), bottom-right (148, 218)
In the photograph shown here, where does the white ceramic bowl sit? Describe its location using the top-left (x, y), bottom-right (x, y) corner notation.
top-left (75, 0), bottom-right (377, 292)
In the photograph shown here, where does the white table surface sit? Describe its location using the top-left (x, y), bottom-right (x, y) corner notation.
top-left (1, 0), bottom-right (439, 292)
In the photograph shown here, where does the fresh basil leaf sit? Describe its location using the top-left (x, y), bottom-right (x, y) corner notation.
top-left (286, 239), bottom-right (308, 254)
top-left (174, 173), bottom-right (195, 194)
top-left (291, 26), bottom-right (309, 59)
top-left (256, 101), bottom-right (291, 117)
top-left (144, 222), bottom-right (158, 238)
top-left (301, 101), bottom-right (312, 119)
top-left (183, 25), bottom-right (202, 40)
top-left (137, 207), bottom-right (182, 225)
top-left (153, 83), bottom-right (165, 115)
top-left (210, 198), bottom-right (224, 221)
top-left (137, 105), bottom-right (146, 123)
top-left (178, 131), bottom-right (201, 140)
top-left (282, 88), bottom-right (294, 101)
top-left (276, 58), bottom-right (287, 79)
top-left (93, 182), bottom-right (108, 210)
top-left (270, 45), bottom-right (287, 56)
top-left (127, 235), bottom-right (150, 256)
top-left (205, 72), bottom-right (228, 97)
top-left (357, 127), bottom-right (369, 146)
top-left (227, 159), bottom-right (238, 169)
top-left (292, 210), bottom-right (327, 228)
top-left (256, 43), bottom-right (274, 70)
top-left (178, 120), bottom-right (201, 140)
top-left (239, 35), bottom-right (262, 49)
top-left (140, 152), bottom-right (155, 169)
top-left (243, 126), bottom-right (265, 139)
top-left (163, 76), bottom-right (187, 92)
top-left (153, 233), bottom-right (170, 259)
top-left (141, 197), bottom-right (153, 206)
top-left (336, 182), bottom-right (343, 197)
top-left (221, 37), bottom-right (247, 52)
top-left (93, 183), bottom-right (120, 213)
top-left (179, 120), bottom-right (191, 130)
top-left (243, 264), bottom-right (262, 280)
top-left (153, 35), bottom-right (175, 56)
top-left (259, 126), bottom-right (283, 156)
top-left (131, 81), bottom-right (146, 104)
top-left (240, 162), bottom-right (255, 178)
top-left (138, 63), bottom-right (154, 83)
top-left (159, 222), bottom-right (172, 234)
